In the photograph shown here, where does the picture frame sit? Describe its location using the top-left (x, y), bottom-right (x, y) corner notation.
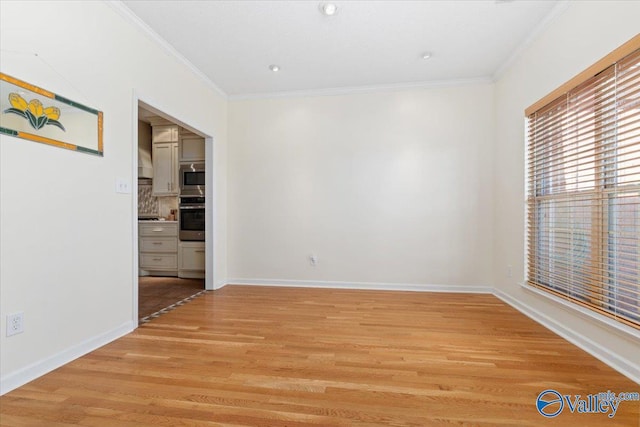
top-left (0, 73), bottom-right (103, 156)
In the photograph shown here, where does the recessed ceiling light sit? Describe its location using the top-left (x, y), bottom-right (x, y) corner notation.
top-left (421, 52), bottom-right (432, 60)
top-left (319, 2), bottom-right (338, 16)
top-left (269, 64), bottom-right (280, 72)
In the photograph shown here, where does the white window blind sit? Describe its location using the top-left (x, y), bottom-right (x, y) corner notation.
top-left (527, 46), bottom-right (640, 329)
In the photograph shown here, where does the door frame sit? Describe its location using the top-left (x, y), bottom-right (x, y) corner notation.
top-left (131, 91), bottom-right (216, 325)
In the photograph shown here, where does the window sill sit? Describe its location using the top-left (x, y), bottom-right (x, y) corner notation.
top-left (519, 282), bottom-right (640, 341)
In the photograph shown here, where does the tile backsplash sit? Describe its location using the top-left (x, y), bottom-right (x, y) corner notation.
top-left (158, 196), bottom-right (178, 219)
top-left (138, 184), bottom-right (158, 216)
top-left (138, 182), bottom-right (177, 219)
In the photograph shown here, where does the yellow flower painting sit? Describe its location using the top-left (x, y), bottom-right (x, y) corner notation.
top-left (4, 93), bottom-right (65, 131)
top-left (1, 72), bottom-right (102, 156)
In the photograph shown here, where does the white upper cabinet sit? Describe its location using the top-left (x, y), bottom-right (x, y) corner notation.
top-left (152, 125), bottom-right (179, 143)
top-left (152, 142), bottom-right (179, 196)
top-left (151, 124), bottom-right (179, 196)
top-left (179, 133), bottom-right (205, 163)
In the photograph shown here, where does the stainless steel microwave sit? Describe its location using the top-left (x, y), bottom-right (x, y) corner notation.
top-left (179, 163), bottom-right (205, 196)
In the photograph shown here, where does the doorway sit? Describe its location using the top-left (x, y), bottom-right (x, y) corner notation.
top-left (133, 98), bottom-right (213, 325)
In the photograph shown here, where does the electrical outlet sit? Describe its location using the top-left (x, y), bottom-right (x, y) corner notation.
top-left (309, 255), bottom-right (318, 266)
top-left (507, 265), bottom-right (513, 278)
top-left (6, 312), bottom-right (24, 337)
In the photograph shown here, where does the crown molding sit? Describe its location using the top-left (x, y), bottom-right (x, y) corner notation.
top-left (228, 76), bottom-right (493, 101)
top-left (104, 0), bottom-right (228, 99)
top-left (492, 0), bottom-right (570, 81)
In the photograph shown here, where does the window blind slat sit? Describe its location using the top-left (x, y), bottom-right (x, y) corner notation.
top-left (527, 46), bottom-right (640, 330)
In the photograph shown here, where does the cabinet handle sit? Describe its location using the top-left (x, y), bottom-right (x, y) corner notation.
top-left (153, 258), bottom-right (162, 261)
top-left (167, 182), bottom-right (170, 191)
top-left (152, 242), bottom-right (163, 245)
top-left (152, 228), bottom-right (164, 232)
top-left (194, 250), bottom-right (205, 253)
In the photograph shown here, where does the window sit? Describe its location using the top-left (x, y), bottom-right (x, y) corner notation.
top-left (526, 38), bottom-right (640, 329)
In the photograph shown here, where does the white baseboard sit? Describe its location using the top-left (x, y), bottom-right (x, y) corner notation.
top-left (0, 321), bottom-right (134, 395)
top-left (493, 289), bottom-right (640, 384)
top-left (225, 278), bottom-right (493, 294)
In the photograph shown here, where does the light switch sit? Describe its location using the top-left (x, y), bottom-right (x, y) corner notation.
top-left (115, 178), bottom-right (131, 194)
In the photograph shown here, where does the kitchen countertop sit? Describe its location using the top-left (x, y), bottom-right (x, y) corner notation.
top-left (138, 219), bottom-right (178, 223)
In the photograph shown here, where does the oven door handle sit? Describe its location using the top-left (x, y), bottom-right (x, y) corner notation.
top-left (179, 205), bottom-right (205, 210)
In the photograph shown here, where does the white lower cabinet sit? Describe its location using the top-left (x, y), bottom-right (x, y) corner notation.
top-left (178, 241), bottom-right (205, 279)
top-left (139, 221), bottom-right (178, 276)
top-left (140, 253), bottom-right (178, 270)
top-left (139, 236), bottom-right (177, 253)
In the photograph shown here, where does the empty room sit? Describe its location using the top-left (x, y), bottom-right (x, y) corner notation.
top-left (0, 0), bottom-right (638, 425)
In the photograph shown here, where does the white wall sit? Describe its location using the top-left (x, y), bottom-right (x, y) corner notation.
top-left (0, 0), bottom-right (227, 392)
top-left (228, 84), bottom-right (494, 288)
top-left (493, 1), bottom-right (640, 380)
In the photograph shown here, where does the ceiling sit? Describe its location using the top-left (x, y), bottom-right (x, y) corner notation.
top-left (120, 0), bottom-right (560, 98)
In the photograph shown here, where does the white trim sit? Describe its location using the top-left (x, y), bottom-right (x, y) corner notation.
top-left (205, 135), bottom-right (215, 291)
top-left (523, 118), bottom-right (529, 282)
top-left (225, 278), bottom-right (493, 294)
top-left (520, 283), bottom-right (640, 340)
top-left (131, 94), bottom-right (140, 326)
top-left (492, 1), bottom-right (570, 80)
top-left (104, 0), bottom-right (227, 99)
top-left (493, 289), bottom-right (640, 384)
top-left (228, 77), bottom-right (493, 101)
top-left (0, 321), bottom-right (134, 395)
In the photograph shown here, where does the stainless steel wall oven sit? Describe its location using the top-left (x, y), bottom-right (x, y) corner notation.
top-left (179, 196), bottom-right (205, 241)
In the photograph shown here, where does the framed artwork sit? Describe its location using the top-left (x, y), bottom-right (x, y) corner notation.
top-left (0, 73), bottom-right (103, 156)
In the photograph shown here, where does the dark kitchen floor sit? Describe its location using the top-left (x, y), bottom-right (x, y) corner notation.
top-left (138, 276), bottom-right (205, 321)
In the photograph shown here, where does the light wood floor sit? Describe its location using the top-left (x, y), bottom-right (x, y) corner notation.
top-left (1, 286), bottom-right (638, 426)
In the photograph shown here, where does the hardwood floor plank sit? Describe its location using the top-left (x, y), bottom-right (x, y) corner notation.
top-left (1, 285), bottom-right (638, 426)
